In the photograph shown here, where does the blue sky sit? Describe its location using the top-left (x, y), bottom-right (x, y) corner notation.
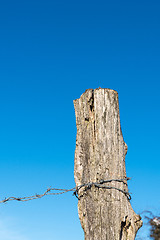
top-left (0, 0), bottom-right (160, 239)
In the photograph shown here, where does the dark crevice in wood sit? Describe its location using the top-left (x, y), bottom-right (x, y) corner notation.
top-left (88, 89), bottom-right (94, 112)
top-left (85, 117), bottom-right (89, 121)
top-left (119, 216), bottom-right (127, 240)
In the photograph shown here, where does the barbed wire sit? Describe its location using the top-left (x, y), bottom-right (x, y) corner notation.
top-left (73, 177), bottom-right (131, 200)
top-left (0, 177), bottom-right (131, 204)
top-left (0, 187), bottom-right (76, 203)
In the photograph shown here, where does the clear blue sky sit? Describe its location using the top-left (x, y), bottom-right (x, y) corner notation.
top-left (0, 0), bottom-right (159, 239)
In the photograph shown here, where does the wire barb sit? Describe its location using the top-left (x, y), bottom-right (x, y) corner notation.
top-left (0, 177), bottom-right (131, 203)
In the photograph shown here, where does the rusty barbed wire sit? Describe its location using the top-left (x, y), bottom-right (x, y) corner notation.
top-left (0, 177), bottom-right (131, 203)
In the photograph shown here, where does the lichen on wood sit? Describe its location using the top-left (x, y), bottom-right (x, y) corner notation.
top-left (74, 88), bottom-right (142, 240)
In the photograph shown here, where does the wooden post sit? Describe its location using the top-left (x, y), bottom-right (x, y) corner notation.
top-left (73, 88), bottom-right (142, 240)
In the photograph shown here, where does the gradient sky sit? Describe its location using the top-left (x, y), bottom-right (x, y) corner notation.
top-left (0, 0), bottom-right (160, 239)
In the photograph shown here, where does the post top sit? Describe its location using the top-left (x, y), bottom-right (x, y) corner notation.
top-left (74, 87), bottom-right (118, 102)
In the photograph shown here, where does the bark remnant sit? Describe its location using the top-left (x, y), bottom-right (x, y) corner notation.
top-left (74, 88), bottom-right (142, 240)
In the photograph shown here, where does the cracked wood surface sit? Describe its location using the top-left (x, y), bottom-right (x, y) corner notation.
top-left (74, 88), bottom-right (142, 240)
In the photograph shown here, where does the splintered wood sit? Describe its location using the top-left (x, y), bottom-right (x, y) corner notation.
top-left (74, 88), bottom-right (142, 240)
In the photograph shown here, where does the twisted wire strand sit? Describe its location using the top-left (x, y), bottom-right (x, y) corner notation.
top-left (73, 177), bottom-right (131, 200)
top-left (0, 177), bottom-right (131, 203)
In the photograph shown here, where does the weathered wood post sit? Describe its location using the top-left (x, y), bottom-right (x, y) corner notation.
top-left (74, 88), bottom-right (142, 240)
